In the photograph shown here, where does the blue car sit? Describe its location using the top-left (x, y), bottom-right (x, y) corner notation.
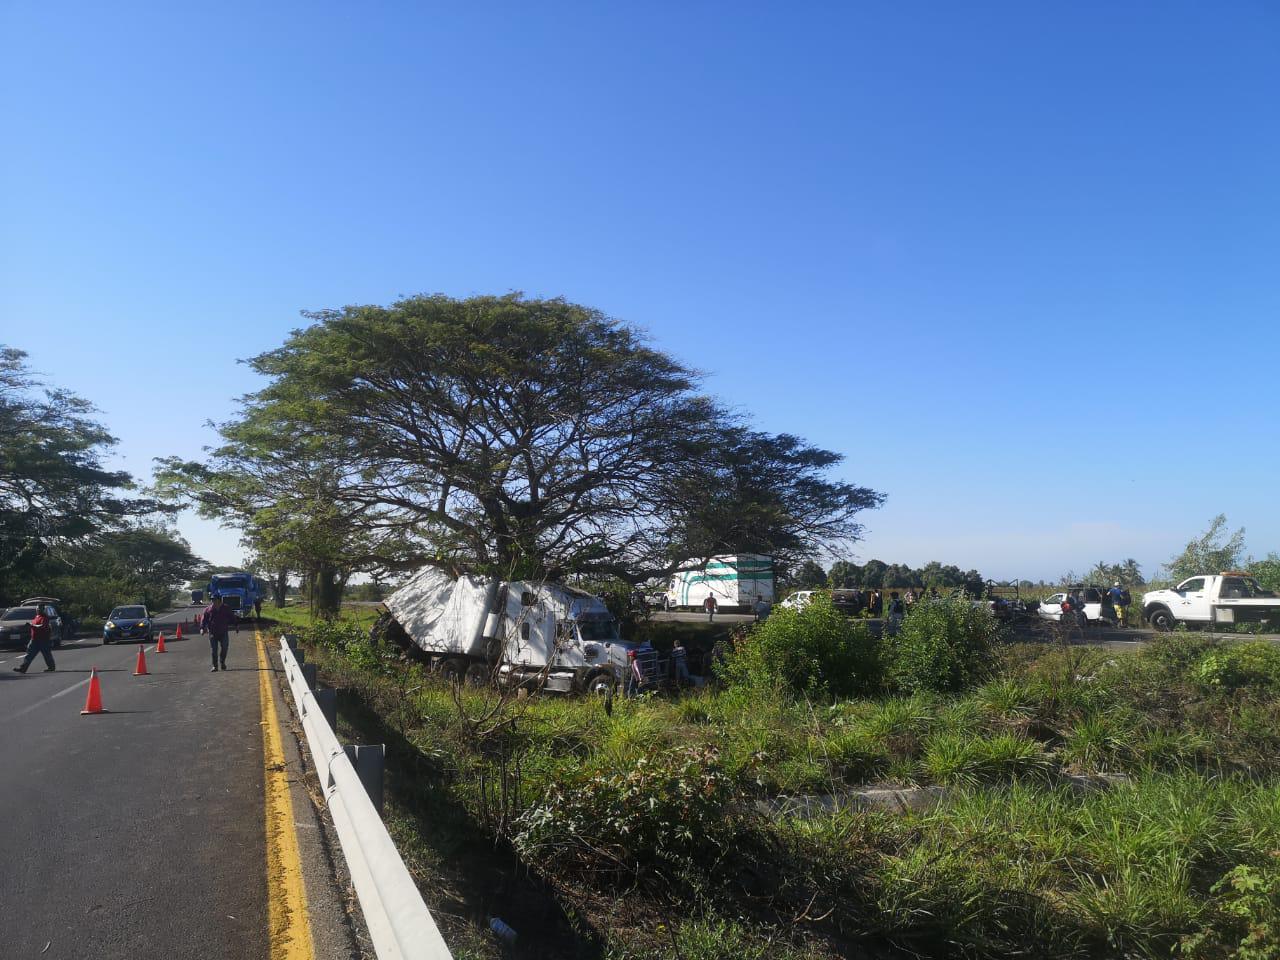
top-left (103, 605), bottom-right (153, 644)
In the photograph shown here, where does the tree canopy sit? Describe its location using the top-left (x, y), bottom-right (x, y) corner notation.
top-left (180, 294), bottom-right (883, 587)
top-left (1168, 515), bottom-right (1246, 582)
top-left (0, 346), bottom-right (186, 607)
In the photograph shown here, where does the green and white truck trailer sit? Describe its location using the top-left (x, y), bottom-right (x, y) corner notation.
top-left (664, 554), bottom-right (774, 612)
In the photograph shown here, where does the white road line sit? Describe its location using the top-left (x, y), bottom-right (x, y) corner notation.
top-left (1, 644), bottom-right (158, 722)
top-left (3, 676), bottom-right (93, 723)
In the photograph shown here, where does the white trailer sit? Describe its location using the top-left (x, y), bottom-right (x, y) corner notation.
top-left (665, 554), bottom-right (774, 612)
top-left (383, 568), bottom-right (658, 693)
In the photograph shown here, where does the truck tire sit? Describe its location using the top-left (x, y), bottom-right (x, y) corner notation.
top-left (584, 669), bottom-right (617, 696)
top-left (464, 663), bottom-right (489, 687)
top-left (1148, 607), bottom-right (1177, 632)
top-left (438, 657), bottom-right (467, 684)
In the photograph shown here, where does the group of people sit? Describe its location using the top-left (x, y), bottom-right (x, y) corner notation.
top-left (1061, 582), bottom-right (1133, 627)
top-left (10, 592), bottom-right (241, 675)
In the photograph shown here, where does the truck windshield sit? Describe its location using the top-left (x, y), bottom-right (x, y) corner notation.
top-left (577, 619), bottom-right (619, 643)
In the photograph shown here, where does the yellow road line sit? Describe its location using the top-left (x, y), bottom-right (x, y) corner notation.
top-left (256, 632), bottom-right (316, 960)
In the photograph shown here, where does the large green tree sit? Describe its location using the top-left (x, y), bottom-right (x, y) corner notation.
top-left (0, 346), bottom-right (167, 601)
top-left (212, 294), bottom-right (881, 584)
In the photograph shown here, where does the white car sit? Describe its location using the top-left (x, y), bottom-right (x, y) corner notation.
top-left (778, 590), bottom-right (818, 610)
top-left (1037, 586), bottom-right (1111, 624)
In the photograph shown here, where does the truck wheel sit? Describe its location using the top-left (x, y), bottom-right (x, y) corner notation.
top-left (1148, 607), bottom-right (1176, 632)
top-left (584, 670), bottom-right (617, 696)
top-left (464, 663), bottom-right (489, 687)
top-left (438, 657), bottom-right (467, 684)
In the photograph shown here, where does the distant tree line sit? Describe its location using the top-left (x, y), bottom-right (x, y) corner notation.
top-left (782, 558), bottom-right (987, 595)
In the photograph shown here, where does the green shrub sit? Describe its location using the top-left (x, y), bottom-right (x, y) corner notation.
top-left (921, 732), bottom-right (1052, 786)
top-left (1185, 857), bottom-right (1280, 960)
top-left (726, 594), bottom-right (880, 699)
top-left (883, 595), bottom-right (1000, 694)
top-left (1062, 710), bottom-right (1140, 772)
top-left (514, 745), bottom-right (735, 881)
top-left (1195, 642), bottom-right (1280, 690)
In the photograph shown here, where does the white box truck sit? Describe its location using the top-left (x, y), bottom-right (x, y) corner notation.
top-left (665, 554), bottom-right (774, 612)
top-left (1141, 573), bottom-right (1280, 632)
top-left (382, 567), bottom-right (659, 694)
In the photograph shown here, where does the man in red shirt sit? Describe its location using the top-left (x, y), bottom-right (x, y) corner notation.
top-left (12, 608), bottom-right (55, 673)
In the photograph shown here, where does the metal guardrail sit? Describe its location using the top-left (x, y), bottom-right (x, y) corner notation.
top-left (277, 636), bottom-right (453, 960)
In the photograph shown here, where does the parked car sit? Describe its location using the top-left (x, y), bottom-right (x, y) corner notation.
top-left (1036, 585), bottom-right (1112, 624)
top-left (103, 605), bottom-right (153, 644)
top-left (1, 599), bottom-right (75, 648)
top-left (778, 590), bottom-right (819, 610)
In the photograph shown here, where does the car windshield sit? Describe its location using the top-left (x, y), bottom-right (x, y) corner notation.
top-left (577, 619), bottom-right (619, 643)
top-left (2, 607), bottom-right (38, 621)
top-left (110, 607), bottom-right (148, 620)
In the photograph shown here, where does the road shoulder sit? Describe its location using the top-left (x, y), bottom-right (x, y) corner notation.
top-left (258, 632), bottom-right (370, 959)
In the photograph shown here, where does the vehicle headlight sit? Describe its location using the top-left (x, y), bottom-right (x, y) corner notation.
top-left (106, 621), bottom-right (116, 630)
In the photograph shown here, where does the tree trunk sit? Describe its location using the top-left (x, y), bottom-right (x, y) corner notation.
top-left (314, 563), bottom-right (342, 618)
top-left (272, 569), bottom-right (288, 607)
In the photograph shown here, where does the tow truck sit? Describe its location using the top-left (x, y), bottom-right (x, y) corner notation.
top-left (1142, 573), bottom-right (1280, 631)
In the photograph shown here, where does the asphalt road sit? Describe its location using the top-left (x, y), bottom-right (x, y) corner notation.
top-left (0, 608), bottom-right (280, 959)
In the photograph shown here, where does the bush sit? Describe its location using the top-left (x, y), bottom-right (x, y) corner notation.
top-left (514, 745), bottom-right (735, 881)
top-left (920, 732), bottom-right (1052, 786)
top-left (1195, 642), bottom-right (1280, 690)
top-left (883, 596), bottom-right (999, 694)
top-left (725, 594), bottom-right (880, 700)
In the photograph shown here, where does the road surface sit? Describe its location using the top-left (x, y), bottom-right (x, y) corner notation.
top-left (0, 606), bottom-right (357, 960)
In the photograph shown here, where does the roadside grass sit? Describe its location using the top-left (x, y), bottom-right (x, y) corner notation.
top-left (287, 616), bottom-right (1280, 959)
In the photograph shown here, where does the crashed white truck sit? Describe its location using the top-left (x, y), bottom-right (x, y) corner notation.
top-left (379, 567), bottom-right (659, 694)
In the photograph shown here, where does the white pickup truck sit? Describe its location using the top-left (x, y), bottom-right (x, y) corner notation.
top-left (1142, 574), bottom-right (1280, 632)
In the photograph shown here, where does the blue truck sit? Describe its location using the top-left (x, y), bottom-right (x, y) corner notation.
top-left (207, 572), bottom-right (266, 618)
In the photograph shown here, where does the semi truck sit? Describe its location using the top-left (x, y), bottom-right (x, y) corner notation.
top-left (382, 567), bottom-right (659, 694)
top-left (665, 554), bottom-right (774, 612)
top-left (1142, 573), bottom-right (1280, 632)
top-left (207, 572), bottom-right (265, 617)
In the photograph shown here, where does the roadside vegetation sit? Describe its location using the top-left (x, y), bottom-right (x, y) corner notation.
top-left (278, 597), bottom-right (1280, 959)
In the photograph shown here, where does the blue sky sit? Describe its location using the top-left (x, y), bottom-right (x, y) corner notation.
top-left (3, 1), bottom-right (1277, 582)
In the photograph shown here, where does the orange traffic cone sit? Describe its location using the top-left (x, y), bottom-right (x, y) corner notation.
top-left (156, 632), bottom-right (167, 653)
top-left (175, 623), bottom-right (183, 640)
top-left (81, 668), bottom-right (106, 714)
top-left (134, 646), bottom-right (149, 676)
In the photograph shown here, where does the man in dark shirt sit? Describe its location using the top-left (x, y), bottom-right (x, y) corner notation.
top-left (200, 594), bottom-right (239, 672)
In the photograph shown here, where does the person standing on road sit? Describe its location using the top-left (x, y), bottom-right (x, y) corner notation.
top-left (703, 594), bottom-right (718, 623)
top-left (12, 607), bottom-right (55, 673)
top-left (200, 594), bottom-right (239, 672)
top-left (1109, 582), bottom-right (1129, 628)
top-left (753, 594), bottom-right (770, 622)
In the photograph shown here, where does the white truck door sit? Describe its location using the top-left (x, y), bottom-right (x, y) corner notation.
top-left (1175, 578), bottom-right (1210, 621)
